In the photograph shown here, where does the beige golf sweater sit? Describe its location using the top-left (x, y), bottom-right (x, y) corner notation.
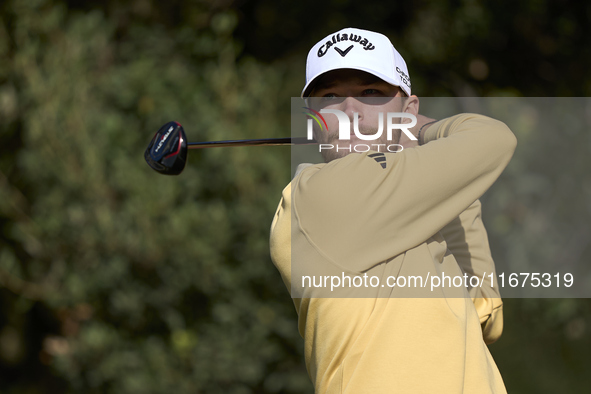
top-left (270, 113), bottom-right (517, 393)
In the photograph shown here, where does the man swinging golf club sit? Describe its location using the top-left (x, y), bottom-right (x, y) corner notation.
top-left (270, 27), bottom-right (516, 393)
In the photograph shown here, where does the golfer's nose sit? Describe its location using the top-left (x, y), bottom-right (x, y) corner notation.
top-left (340, 97), bottom-right (363, 122)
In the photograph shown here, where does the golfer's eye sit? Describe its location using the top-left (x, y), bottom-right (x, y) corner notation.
top-left (318, 94), bottom-right (340, 104)
top-left (362, 89), bottom-right (381, 96)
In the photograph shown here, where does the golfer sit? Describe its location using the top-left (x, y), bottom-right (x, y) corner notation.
top-left (270, 27), bottom-right (516, 393)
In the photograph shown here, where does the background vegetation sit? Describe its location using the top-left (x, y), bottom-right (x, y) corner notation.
top-left (0, 0), bottom-right (589, 392)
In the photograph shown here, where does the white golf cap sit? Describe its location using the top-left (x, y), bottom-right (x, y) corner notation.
top-left (301, 28), bottom-right (411, 98)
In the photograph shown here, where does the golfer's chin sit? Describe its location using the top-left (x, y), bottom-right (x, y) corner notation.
top-left (331, 135), bottom-right (364, 145)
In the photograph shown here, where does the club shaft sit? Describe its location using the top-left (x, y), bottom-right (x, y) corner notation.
top-left (187, 137), bottom-right (315, 149)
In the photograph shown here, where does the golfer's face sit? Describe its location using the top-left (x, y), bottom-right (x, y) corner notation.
top-left (308, 69), bottom-right (407, 161)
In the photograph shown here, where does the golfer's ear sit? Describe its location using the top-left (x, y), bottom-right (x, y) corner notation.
top-left (403, 95), bottom-right (419, 117)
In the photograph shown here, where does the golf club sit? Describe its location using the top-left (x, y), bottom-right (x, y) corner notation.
top-left (145, 121), bottom-right (315, 175)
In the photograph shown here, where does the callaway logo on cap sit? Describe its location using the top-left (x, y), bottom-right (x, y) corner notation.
top-left (302, 28), bottom-right (411, 98)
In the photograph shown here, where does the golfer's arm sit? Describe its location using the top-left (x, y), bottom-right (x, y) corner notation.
top-left (294, 113), bottom-right (517, 273)
top-left (439, 199), bottom-right (503, 344)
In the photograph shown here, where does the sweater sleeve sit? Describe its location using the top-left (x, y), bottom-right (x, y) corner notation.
top-left (292, 113), bottom-right (517, 273)
top-left (439, 199), bottom-right (504, 344)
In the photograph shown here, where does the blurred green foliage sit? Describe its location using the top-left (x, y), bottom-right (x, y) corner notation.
top-left (0, 0), bottom-right (590, 393)
top-left (1, 1), bottom-right (305, 392)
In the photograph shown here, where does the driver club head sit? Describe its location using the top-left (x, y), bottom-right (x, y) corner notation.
top-left (144, 121), bottom-right (188, 175)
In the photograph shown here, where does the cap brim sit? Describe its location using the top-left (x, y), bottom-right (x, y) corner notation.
top-left (301, 66), bottom-right (410, 98)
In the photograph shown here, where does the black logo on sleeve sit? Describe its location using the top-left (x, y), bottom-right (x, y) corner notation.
top-left (334, 45), bottom-right (354, 57)
top-left (318, 33), bottom-right (376, 57)
top-left (368, 152), bottom-right (387, 169)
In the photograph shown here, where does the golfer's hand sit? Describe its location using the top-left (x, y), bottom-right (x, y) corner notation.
top-left (399, 114), bottom-right (437, 149)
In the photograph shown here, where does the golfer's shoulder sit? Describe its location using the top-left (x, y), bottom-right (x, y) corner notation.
top-left (293, 154), bottom-right (374, 186)
top-left (291, 154), bottom-right (387, 210)
top-left (283, 163), bottom-right (324, 200)
top-left (294, 163), bottom-right (321, 177)
top-left (292, 162), bottom-right (327, 183)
